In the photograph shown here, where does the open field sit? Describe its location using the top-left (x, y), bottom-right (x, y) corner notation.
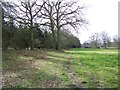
top-left (2, 48), bottom-right (118, 88)
top-left (66, 48), bottom-right (118, 88)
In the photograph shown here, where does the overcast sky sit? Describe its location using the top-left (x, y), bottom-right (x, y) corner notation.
top-left (76, 0), bottom-right (119, 44)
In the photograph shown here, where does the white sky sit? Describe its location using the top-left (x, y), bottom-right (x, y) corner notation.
top-left (77, 0), bottom-right (119, 44)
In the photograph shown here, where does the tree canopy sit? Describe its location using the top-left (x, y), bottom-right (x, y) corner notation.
top-left (1, 0), bottom-right (87, 50)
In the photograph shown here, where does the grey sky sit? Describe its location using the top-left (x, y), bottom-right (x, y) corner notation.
top-left (77, 0), bottom-right (119, 43)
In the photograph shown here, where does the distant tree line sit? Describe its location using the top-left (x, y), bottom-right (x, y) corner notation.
top-left (82, 31), bottom-right (119, 49)
top-left (1, 0), bottom-right (86, 50)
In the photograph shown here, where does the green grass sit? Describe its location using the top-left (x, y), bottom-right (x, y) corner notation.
top-left (2, 48), bottom-right (118, 88)
top-left (67, 48), bottom-right (118, 88)
top-left (2, 50), bottom-right (72, 88)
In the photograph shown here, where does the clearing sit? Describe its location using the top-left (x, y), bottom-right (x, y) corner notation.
top-left (2, 48), bottom-right (118, 88)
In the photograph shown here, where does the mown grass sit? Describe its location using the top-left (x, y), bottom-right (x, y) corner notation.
top-left (67, 48), bottom-right (118, 88)
top-left (2, 48), bottom-right (118, 88)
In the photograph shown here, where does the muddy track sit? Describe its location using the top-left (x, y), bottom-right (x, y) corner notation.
top-left (66, 58), bottom-right (84, 89)
top-left (66, 57), bottom-right (103, 89)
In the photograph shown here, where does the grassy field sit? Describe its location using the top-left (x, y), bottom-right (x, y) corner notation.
top-left (66, 48), bottom-right (118, 88)
top-left (2, 48), bottom-right (118, 88)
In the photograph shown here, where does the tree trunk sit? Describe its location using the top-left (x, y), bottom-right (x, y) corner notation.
top-left (31, 28), bottom-right (34, 50)
top-left (104, 42), bottom-right (107, 49)
top-left (56, 28), bottom-right (60, 50)
top-left (30, 25), bottom-right (34, 50)
top-left (52, 30), bottom-right (60, 50)
top-left (55, 41), bottom-right (58, 50)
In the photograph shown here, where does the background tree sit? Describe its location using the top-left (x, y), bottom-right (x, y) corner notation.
top-left (100, 31), bottom-right (110, 49)
top-left (113, 35), bottom-right (118, 48)
top-left (10, 26), bottom-right (31, 49)
top-left (60, 30), bottom-right (81, 49)
top-left (106, 36), bottom-right (111, 47)
top-left (1, 3), bottom-right (17, 50)
top-left (89, 33), bottom-right (101, 48)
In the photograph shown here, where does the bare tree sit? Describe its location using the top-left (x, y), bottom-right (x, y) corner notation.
top-left (4, 0), bottom-right (45, 50)
top-left (89, 33), bottom-right (101, 48)
top-left (113, 35), bottom-right (118, 48)
top-left (106, 35), bottom-right (111, 48)
top-left (40, 0), bottom-right (88, 50)
top-left (40, 0), bottom-right (56, 49)
top-left (100, 31), bottom-right (110, 49)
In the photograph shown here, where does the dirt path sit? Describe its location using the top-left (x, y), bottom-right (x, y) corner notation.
top-left (66, 57), bottom-right (102, 89)
top-left (66, 57), bottom-right (84, 88)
